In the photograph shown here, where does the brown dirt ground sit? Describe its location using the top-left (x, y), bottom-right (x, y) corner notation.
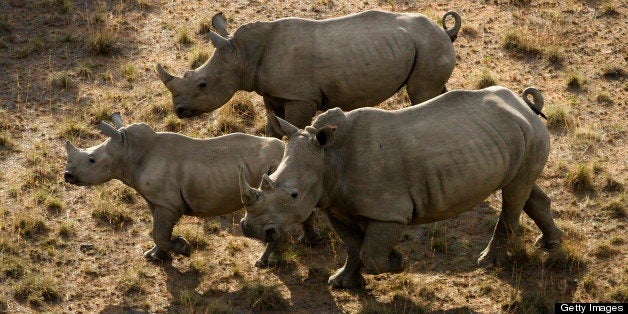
top-left (0, 0), bottom-right (626, 313)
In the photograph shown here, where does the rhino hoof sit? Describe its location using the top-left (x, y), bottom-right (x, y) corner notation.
top-left (298, 232), bottom-right (322, 245)
top-left (144, 246), bottom-right (171, 262)
top-left (477, 249), bottom-right (508, 269)
top-left (254, 259), bottom-right (269, 268)
top-left (328, 268), bottom-right (365, 289)
top-left (534, 229), bottom-right (564, 250)
top-left (172, 236), bottom-right (191, 257)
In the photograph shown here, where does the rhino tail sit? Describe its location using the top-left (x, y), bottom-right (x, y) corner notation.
top-left (522, 87), bottom-right (547, 120)
top-left (442, 11), bottom-right (461, 42)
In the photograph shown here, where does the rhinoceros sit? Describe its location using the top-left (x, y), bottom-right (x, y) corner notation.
top-left (238, 86), bottom-right (564, 289)
top-left (156, 10), bottom-right (461, 137)
top-left (63, 114), bottom-right (319, 265)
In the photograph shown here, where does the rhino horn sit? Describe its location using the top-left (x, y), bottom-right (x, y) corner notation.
top-left (111, 112), bottom-right (123, 128)
top-left (156, 64), bottom-right (175, 85)
top-left (208, 30), bottom-right (233, 53)
top-left (99, 121), bottom-right (123, 142)
top-left (260, 173), bottom-right (276, 191)
top-left (211, 12), bottom-right (230, 38)
top-left (239, 167), bottom-right (261, 206)
top-left (276, 117), bottom-right (299, 137)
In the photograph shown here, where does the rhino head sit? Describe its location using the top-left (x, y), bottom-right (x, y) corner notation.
top-left (64, 113), bottom-right (127, 186)
top-left (238, 117), bottom-right (336, 242)
top-left (156, 13), bottom-right (241, 119)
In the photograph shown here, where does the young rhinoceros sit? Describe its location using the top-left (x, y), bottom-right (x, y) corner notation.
top-left (238, 86), bottom-right (564, 289)
top-left (156, 10), bottom-right (461, 138)
top-left (64, 114), bottom-right (318, 264)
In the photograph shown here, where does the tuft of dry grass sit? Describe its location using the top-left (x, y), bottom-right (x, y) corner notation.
top-left (603, 176), bottom-right (624, 192)
top-left (12, 37), bottom-right (43, 59)
top-left (566, 71), bottom-right (587, 90)
top-left (601, 66), bottom-right (626, 80)
top-left (502, 289), bottom-right (552, 314)
top-left (117, 271), bottom-right (146, 295)
top-left (177, 27), bottom-right (193, 45)
top-left (42, 0), bottom-right (73, 13)
top-left (460, 25), bottom-right (478, 37)
top-left (565, 165), bottom-right (595, 194)
top-left (599, 2), bottom-right (619, 16)
top-left (121, 63), bottom-right (138, 82)
top-left (503, 29), bottom-right (542, 58)
top-left (543, 243), bottom-right (586, 272)
top-left (49, 71), bottom-right (74, 90)
top-left (198, 17), bottom-right (212, 34)
top-left (546, 46), bottom-right (564, 65)
top-left (1, 255), bottom-right (26, 279)
top-left (91, 200), bottom-right (133, 229)
top-left (238, 284), bottom-right (290, 312)
top-left (86, 11), bottom-right (119, 55)
top-left (55, 120), bottom-right (94, 141)
top-left (14, 212), bottom-right (49, 238)
top-left (544, 103), bottom-right (574, 129)
top-left (0, 14), bottom-right (11, 33)
top-left (13, 273), bottom-right (62, 306)
top-left (164, 114), bottom-right (184, 132)
top-left (596, 92), bottom-right (614, 106)
top-left (211, 93), bottom-right (257, 134)
top-left (609, 286), bottom-right (627, 302)
top-left (173, 224), bottom-right (209, 249)
top-left (57, 221), bottom-right (76, 238)
top-left (189, 46), bottom-right (211, 69)
top-left (601, 195), bottom-right (626, 218)
top-left (474, 69), bottom-right (498, 89)
top-left (0, 133), bottom-right (16, 154)
top-left (593, 243), bottom-right (620, 259)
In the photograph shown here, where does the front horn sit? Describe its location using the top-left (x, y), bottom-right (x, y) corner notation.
top-left (156, 64), bottom-right (175, 84)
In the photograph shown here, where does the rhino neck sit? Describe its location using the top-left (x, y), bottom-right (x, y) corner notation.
top-left (116, 125), bottom-right (158, 189)
top-left (231, 22), bottom-right (272, 92)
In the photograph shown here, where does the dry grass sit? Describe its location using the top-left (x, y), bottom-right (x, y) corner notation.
top-left (566, 70), bottom-right (587, 90)
top-left (474, 69), bottom-right (498, 89)
top-left (1, 0), bottom-right (626, 312)
top-left (177, 27), bottom-right (193, 45)
top-left (565, 165), bottom-right (596, 194)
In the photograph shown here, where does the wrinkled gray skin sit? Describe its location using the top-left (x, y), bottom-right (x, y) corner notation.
top-left (64, 115), bottom-right (318, 266)
top-left (156, 10), bottom-right (460, 138)
top-left (239, 86), bottom-right (564, 289)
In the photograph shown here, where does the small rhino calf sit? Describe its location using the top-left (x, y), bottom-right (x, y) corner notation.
top-left (64, 114), bottom-right (318, 264)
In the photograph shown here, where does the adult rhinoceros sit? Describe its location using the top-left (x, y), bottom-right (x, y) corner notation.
top-left (238, 86), bottom-right (564, 289)
top-left (156, 10), bottom-right (461, 137)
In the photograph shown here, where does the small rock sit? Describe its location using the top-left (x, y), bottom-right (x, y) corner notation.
top-left (80, 244), bottom-right (94, 252)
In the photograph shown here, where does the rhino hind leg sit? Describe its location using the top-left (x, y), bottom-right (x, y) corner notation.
top-left (478, 182), bottom-right (533, 268)
top-left (326, 214), bottom-right (365, 289)
top-left (523, 184), bottom-right (564, 249)
top-left (360, 220), bottom-right (405, 275)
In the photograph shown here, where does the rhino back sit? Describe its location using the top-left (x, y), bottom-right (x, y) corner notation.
top-left (135, 133), bottom-right (284, 216)
top-left (316, 87), bottom-right (549, 224)
top-left (254, 10), bottom-right (451, 107)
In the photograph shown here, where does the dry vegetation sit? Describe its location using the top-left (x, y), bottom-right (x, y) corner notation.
top-left (0, 0), bottom-right (625, 312)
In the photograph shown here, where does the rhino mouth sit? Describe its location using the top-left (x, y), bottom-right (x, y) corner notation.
top-left (175, 107), bottom-right (202, 118)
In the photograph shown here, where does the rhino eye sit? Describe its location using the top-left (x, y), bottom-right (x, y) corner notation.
top-left (290, 192), bottom-right (298, 199)
top-left (197, 82), bottom-right (207, 89)
top-left (88, 157), bottom-right (95, 164)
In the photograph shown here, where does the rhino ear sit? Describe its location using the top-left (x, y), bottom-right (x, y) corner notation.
top-left (239, 167), bottom-right (261, 206)
top-left (111, 112), bottom-right (123, 128)
top-left (260, 174), bottom-right (275, 191)
top-left (211, 12), bottom-right (230, 38)
top-left (314, 125), bottom-right (336, 147)
top-left (98, 121), bottom-right (122, 142)
top-left (208, 30), bottom-right (233, 53)
top-left (65, 140), bottom-right (78, 154)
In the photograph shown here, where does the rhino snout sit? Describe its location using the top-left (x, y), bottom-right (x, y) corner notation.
top-left (64, 171), bottom-right (78, 184)
top-left (175, 107), bottom-right (200, 118)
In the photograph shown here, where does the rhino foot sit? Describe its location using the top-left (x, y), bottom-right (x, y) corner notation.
top-left (298, 231), bottom-right (322, 245)
top-left (477, 246), bottom-right (509, 269)
top-left (328, 268), bottom-right (365, 289)
top-left (534, 228), bottom-right (564, 250)
top-left (172, 236), bottom-right (191, 257)
top-left (144, 246), bottom-right (171, 262)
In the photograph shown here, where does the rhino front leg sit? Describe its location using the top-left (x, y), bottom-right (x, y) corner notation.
top-left (478, 183), bottom-right (532, 268)
top-left (298, 212), bottom-right (321, 245)
top-left (327, 213), bottom-right (365, 289)
top-left (283, 100), bottom-right (317, 129)
top-left (360, 220), bottom-right (405, 275)
top-left (523, 184), bottom-right (564, 249)
top-left (255, 232), bottom-right (287, 268)
top-left (144, 206), bottom-right (184, 262)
